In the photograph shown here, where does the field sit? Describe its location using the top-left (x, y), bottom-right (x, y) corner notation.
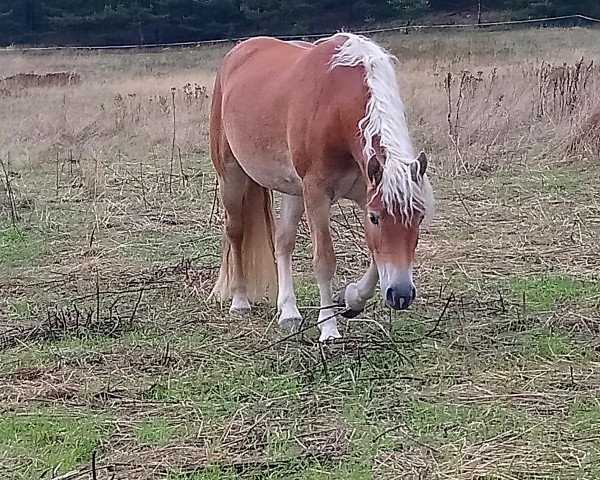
top-left (1, 27), bottom-right (600, 479)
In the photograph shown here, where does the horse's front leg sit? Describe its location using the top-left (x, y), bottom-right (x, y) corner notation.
top-left (303, 183), bottom-right (341, 342)
top-left (275, 194), bottom-right (304, 330)
top-left (333, 190), bottom-right (379, 317)
top-left (336, 258), bottom-right (379, 317)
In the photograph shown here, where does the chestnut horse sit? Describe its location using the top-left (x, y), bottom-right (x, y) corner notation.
top-left (210, 33), bottom-right (434, 341)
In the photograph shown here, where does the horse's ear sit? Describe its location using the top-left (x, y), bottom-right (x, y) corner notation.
top-left (367, 157), bottom-right (383, 186)
top-left (411, 151), bottom-right (428, 181)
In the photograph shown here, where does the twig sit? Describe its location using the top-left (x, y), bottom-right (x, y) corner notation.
top-left (178, 146), bottom-right (186, 187)
top-left (454, 187), bottom-right (473, 218)
top-left (88, 224), bottom-right (96, 249)
top-left (55, 151), bottom-right (60, 196)
top-left (139, 161), bottom-right (149, 210)
top-left (318, 342), bottom-right (329, 378)
top-left (128, 288), bottom-right (144, 327)
top-left (252, 307), bottom-right (351, 355)
top-left (169, 87), bottom-right (176, 195)
top-left (0, 154), bottom-right (19, 226)
top-left (423, 293), bottom-right (454, 338)
top-left (72, 285), bottom-right (169, 302)
top-left (91, 451), bottom-right (98, 480)
top-left (209, 178), bottom-right (219, 225)
top-left (95, 271), bottom-right (101, 324)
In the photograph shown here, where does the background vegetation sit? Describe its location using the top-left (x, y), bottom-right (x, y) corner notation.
top-left (0, 0), bottom-right (599, 46)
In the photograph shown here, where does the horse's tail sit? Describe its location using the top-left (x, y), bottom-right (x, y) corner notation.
top-left (211, 181), bottom-right (278, 304)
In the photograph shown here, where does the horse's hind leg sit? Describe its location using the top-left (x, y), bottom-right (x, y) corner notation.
top-left (275, 194), bottom-right (304, 329)
top-left (219, 162), bottom-right (252, 314)
top-left (210, 69), bottom-right (277, 314)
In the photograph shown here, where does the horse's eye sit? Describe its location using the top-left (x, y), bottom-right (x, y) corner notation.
top-left (369, 213), bottom-right (380, 226)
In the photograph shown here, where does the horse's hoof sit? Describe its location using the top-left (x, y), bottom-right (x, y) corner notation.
top-left (340, 308), bottom-right (363, 319)
top-left (278, 315), bottom-right (302, 330)
top-left (229, 306), bottom-right (251, 316)
top-left (229, 295), bottom-right (251, 315)
top-left (319, 327), bottom-right (342, 343)
top-left (334, 285), bottom-right (363, 318)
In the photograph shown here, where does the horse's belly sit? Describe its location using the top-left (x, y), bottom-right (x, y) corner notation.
top-left (246, 160), bottom-right (303, 196)
top-left (232, 147), bottom-right (303, 196)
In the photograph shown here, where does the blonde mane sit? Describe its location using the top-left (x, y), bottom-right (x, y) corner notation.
top-left (329, 33), bottom-right (433, 220)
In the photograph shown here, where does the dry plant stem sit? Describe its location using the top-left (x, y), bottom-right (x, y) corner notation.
top-left (91, 451), bottom-right (98, 480)
top-left (55, 151), bottom-right (60, 196)
top-left (178, 146), bottom-right (186, 187)
top-left (0, 154), bottom-right (19, 226)
top-left (169, 88), bottom-right (176, 195)
top-left (139, 161), bottom-right (149, 210)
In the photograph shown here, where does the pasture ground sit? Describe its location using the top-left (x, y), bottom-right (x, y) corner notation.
top-left (1, 28), bottom-right (600, 479)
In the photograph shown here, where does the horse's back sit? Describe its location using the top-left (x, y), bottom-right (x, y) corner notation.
top-left (216, 35), bottom-right (347, 101)
top-left (212, 35), bottom-right (367, 194)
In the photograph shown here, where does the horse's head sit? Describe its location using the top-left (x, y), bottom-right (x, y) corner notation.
top-left (364, 151), bottom-right (432, 310)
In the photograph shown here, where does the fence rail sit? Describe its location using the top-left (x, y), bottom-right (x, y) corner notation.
top-left (2, 14), bottom-right (599, 52)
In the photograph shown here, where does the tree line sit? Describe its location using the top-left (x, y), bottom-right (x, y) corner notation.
top-left (0, 0), bottom-right (597, 47)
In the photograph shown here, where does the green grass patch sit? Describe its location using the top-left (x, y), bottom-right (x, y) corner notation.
top-left (297, 462), bottom-right (372, 480)
top-left (511, 275), bottom-right (600, 311)
top-left (294, 277), bottom-right (319, 304)
top-left (0, 411), bottom-right (112, 478)
top-left (166, 467), bottom-right (239, 480)
top-left (141, 365), bottom-right (301, 417)
top-left (0, 224), bottom-right (45, 269)
top-left (520, 328), bottom-right (574, 359)
top-left (569, 399), bottom-right (600, 436)
top-left (138, 418), bottom-right (172, 445)
top-left (166, 461), bottom-right (371, 480)
top-left (405, 402), bottom-right (527, 444)
top-left (10, 300), bottom-right (30, 317)
top-left (537, 167), bottom-right (592, 196)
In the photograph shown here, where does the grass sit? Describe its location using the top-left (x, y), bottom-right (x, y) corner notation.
top-left (0, 224), bottom-right (45, 267)
top-left (0, 26), bottom-right (599, 479)
top-left (512, 275), bottom-right (600, 311)
top-left (0, 411), bottom-right (111, 478)
top-left (138, 418), bottom-right (172, 445)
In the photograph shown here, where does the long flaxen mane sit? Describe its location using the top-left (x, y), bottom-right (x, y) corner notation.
top-left (328, 33), bottom-right (434, 222)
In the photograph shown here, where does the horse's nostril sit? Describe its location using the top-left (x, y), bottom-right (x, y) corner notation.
top-left (386, 286), bottom-right (415, 310)
top-left (385, 287), bottom-right (395, 306)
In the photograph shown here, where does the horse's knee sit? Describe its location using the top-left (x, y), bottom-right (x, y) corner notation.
top-left (275, 232), bottom-right (295, 258)
top-left (313, 251), bottom-right (336, 281)
top-left (225, 217), bottom-right (244, 244)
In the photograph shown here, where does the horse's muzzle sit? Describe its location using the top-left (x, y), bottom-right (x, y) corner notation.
top-left (385, 285), bottom-right (416, 310)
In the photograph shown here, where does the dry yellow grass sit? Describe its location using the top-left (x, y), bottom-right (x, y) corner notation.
top-left (1, 28), bottom-right (598, 174)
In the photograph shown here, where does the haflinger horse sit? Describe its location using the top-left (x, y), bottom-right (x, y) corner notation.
top-left (209, 32), bottom-right (434, 342)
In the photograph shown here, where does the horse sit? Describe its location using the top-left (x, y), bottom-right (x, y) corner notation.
top-left (209, 33), bottom-right (434, 342)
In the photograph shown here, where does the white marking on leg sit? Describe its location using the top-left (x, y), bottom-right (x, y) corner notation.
top-left (276, 194), bottom-right (304, 330)
top-left (303, 182), bottom-right (342, 342)
top-left (345, 259), bottom-right (379, 311)
top-left (230, 293), bottom-right (251, 315)
top-left (317, 278), bottom-right (341, 342)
